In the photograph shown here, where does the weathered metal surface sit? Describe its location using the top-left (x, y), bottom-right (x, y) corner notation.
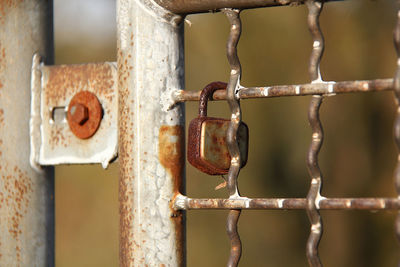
top-left (223, 9), bottom-right (244, 267)
top-left (69, 103), bottom-right (89, 125)
top-left (201, 121), bottom-right (232, 170)
top-left (174, 78), bottom-right (393, 102)
top-left (153, 0), bottom-right (342, 14)
top-left (201, 120), bottom-right (248, 170)
top-left (174, 196), bottom-right (400, 210)
top-left (0, 1), bottom-right (54, 266)
top-left (30, 60), bottom-right (118, 168)
top-left (117, 0), bottom-right (185, 266)
top-left (67, 91), bottom-right (103, 139)
top-left (305, 2), bottom-right (325, 266)
top-left (187, 82), bottom-right (248, 175)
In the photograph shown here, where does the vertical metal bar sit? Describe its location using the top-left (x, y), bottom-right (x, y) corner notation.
top-left (0, 1), bottom-right (54, 266)
top-left (306, 95), bottom-right (324, 267)
top-left (393, 0), bottom-right (400, 259)
top-left (223, 8), bottom-right (243, 267)
top-left (305, 1), bottom-right (324, 266)
top-left (117, 1), bottom-right (185, 266)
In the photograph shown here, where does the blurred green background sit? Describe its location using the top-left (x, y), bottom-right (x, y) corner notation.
top-left (54, 0), bottom-right (398, 266)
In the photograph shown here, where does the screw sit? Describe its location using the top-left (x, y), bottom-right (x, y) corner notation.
top-left (67, 91), bottom-right (102, 139)
top-left (69, 103), bottom-right (89, 125)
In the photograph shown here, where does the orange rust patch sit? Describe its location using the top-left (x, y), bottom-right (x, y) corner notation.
top-left (0, 108), bottom-right (4, 125)
top-left (158, 125), bottom-right (185, 265)
top-left (67, 91), bottom-right (103, 139)
top-left (0, 43), bottom-right (5, 91)
top-left (158, 125), bottom-right (184, 190)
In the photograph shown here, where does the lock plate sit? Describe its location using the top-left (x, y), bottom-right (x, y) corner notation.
top-left (30, 54), bottom-right (118, 169)
top-left (200, 120), bottom-right (231, 170)
top-left (200, 119), bottom-right (248, 171)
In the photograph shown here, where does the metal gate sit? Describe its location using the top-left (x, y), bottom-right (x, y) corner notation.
top-left (0, 0), bottom-right (399, 266)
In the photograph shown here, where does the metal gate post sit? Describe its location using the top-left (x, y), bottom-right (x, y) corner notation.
top-left (0, 1), bottom-right (54, 266)
top-left (117, 1), bottom-right (185, 266)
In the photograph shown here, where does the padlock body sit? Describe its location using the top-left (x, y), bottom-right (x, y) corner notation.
top-left (188, 117), bottom-right (248, 175)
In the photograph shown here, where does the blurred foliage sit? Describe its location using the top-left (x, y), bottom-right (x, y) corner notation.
top-left (55, 0), bottom-right (398, 266)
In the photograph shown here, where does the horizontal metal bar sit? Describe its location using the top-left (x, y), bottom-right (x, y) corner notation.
top-left (174, 195), bottom-right (400, 210)
top-left (175, 78), bottom-right (393, 102)
top-left (154, 0), bottom-right (343, 15)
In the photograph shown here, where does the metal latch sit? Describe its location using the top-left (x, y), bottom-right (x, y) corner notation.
top-left (30, 54), bottom-right (118, 169)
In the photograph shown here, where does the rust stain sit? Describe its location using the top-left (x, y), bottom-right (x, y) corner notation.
top-left (0, 47), bottom-right (5, 69)
top-left (158, 125), bottom-right (185, 266)
top-left (44, 63), bottom-right (115, 147)
top-left (159, 125), bottom-right (184, 192)
top-left (0, 43), bottom-right (5, 91)
top-left (118, 46), bottom-right (136, 266)
top-left (0, 108), bottom-right (4, 126)
top-left (44, 63), bottom-right (114, 106)
top-left (0, 163), bottom-right (33, 263)
top-left (49, 126), bottom-right (64, 149)
top-left (0, 1), bottom-right (23, 25)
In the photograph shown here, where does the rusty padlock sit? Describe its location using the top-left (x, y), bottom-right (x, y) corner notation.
top-left (187, 82), bottom-right (249, 175)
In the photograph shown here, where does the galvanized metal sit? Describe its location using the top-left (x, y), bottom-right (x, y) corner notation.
top-left (0, 1), bottom-right (54, 265)
top-left (117, 0), bottom-right (185, 266)
top-left (174, 78), bottom-right (393, 102)
top-left (30, 60), bottom-right (118, 168)
top-left (153, 0), bottom-right (342, 14)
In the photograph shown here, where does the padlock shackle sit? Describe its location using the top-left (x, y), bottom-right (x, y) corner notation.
top-left (199, 82), bottom-right (228, 117)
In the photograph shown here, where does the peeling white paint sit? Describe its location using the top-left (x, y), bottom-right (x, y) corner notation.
top-left (117, 0), bottom-right (185, 265)
top-left (263, 87), bottom-right (270, 96)
top-left (295, 85), bottom-right (300, 95)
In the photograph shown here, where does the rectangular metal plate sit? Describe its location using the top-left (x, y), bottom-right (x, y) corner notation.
top-left (200, 120), bottom-right (248, 171)
top-left (30, 55), bottom-right (118, 168)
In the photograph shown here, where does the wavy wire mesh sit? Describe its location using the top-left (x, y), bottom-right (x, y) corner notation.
top-left (174, 1), bottom-right (400, 266)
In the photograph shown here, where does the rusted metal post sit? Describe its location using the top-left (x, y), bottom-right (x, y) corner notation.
top-left (0, 1), bottom-right (54, 266)
top-left (117, 0), bottom-right (185, 266)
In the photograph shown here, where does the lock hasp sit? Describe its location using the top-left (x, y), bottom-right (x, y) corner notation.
top-left (187, 116), bottom-right (248, 175)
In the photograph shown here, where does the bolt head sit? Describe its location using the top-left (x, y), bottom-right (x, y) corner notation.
top-left (69, 103), bottom-right (89, 125)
